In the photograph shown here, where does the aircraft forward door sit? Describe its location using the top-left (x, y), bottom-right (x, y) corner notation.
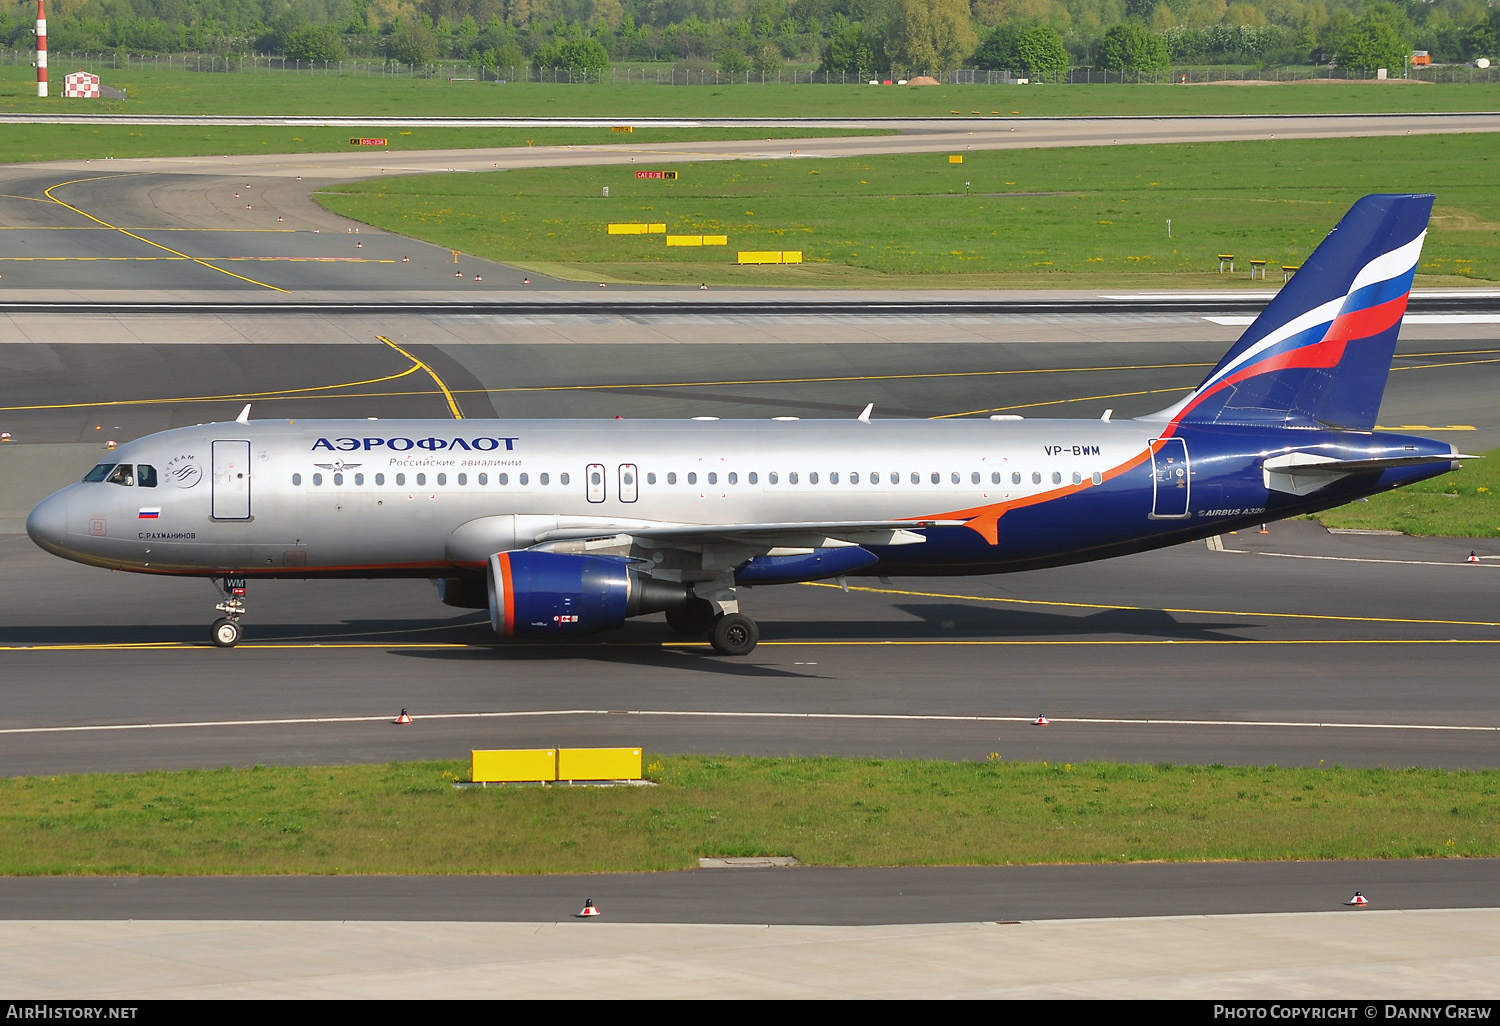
top-left (586, 464), bottom-right (606, 503)
top-left (212, 439), bottom-right (252, 520)
top-left (1149, 438), bottom-right (1190, 519)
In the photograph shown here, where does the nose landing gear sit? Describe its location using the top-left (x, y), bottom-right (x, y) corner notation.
top-left (210, 577), bottom-right (247, 647)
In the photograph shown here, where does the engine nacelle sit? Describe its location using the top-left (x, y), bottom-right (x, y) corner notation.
top-left (487, 551), bottom-right (687, 637)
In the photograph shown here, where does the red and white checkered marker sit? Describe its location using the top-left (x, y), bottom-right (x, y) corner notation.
top-left (1346, 891), bottom-right (1368, 906)
top-left (576, 899), bottom-right (600, 918)
top-left (1033, 715), bottom-right (1049, 725)
top-left (395, 708), bottom-right (412, 724)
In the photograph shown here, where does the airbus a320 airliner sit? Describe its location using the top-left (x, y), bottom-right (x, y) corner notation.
top-left (28, 194), bottom-right (1466, 655)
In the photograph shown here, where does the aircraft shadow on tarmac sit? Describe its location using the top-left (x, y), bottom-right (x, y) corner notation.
top-left (0, 604), bottom-right (1250, 653)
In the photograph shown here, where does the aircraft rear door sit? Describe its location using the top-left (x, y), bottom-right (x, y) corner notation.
top-left (1149, 438), bottom-right (1190, 519)
top-left (212, 439), bottom-right (252, 519)
top-left (586, 464), bottom-right (606, 503)
top-left (619, 464), bottom-right (638, 503)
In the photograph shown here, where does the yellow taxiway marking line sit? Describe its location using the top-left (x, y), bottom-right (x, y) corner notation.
top-left (378, 335), bottom-right (463, 420)
top-left (0, 365), bottom-right (425, 414)
top-left (1375, 425), bottom-right (1476, 431)
top-left (0, 226), bottom-right (299, 232)
top-left (801, 582), bottom-right (1500, 629)
top-left (5, 638), bottom-right (1500, 654)
top-left (43, 175), bottom-right (289, 293)
top-left (479, 361), bottom-right (1220, 395)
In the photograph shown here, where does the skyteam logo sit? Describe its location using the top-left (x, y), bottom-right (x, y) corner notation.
top-left (313, 436), bottom-right (520, 453)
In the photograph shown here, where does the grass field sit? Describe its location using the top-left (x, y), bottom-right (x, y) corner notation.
top-left (315, 133), bottom-right (1500, 288)
top-left (4, 65), bottom-right (1500, 117)
top-left (3, 756), bottom-right (1496, 875)
top-left (1316, 447), bottom-right (1500, 537)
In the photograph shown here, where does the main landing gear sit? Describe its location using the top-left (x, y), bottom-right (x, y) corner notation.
top-left (210, 577), bottom-right (247, 648)
top-left (665, 589), bottom-right (759, 656)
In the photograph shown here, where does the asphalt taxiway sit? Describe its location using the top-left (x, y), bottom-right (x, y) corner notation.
top-left (2, 117), bottom-right (1499, 997)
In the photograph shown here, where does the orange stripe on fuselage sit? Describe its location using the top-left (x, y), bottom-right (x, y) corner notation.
top-left (925, 444), bottom-right (1161, 544)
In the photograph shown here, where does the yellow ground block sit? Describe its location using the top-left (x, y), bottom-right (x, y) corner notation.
top-left (702, 235), bottom-right (727, 246)
top-left (949, 155), bottom-right (964, 163)
top-left (472, 749), bottom-right (556, 783)
top-left (607, 223), bottom-right (666, 235)
top-left (666, 235), bottom-right (704, 246)
top-left (737, 251), bottom-right (803, 265)
top-left (558, 748), bottom-right (643, 781)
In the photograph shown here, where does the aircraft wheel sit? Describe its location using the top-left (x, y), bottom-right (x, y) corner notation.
top-left (708, 613), bottom-right (758, 656)
top-left (665, 598), bottom-right (716, 635)
top-left (211, 617), bottom-right (242, 648)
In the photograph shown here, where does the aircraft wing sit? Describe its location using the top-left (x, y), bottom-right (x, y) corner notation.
top-left (533, 518), bottom-right (965, 553)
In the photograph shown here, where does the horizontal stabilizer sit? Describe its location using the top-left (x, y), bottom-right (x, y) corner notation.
top-left (1262, 450), bottom-right (1466, 496)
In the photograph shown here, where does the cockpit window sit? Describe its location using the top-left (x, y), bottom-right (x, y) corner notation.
top-left (105, 464), bottom-right (135, 486)
top-left (137, 464), bottom-right (158, 488)
top-left (82, 463), bottom-right (116, 483)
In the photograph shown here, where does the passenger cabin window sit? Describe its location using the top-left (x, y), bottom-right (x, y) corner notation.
top-left (137, 465), bottom-right (158, 488)
top-left (292, 473), bottom-right (302, 486)
top-left (83, 463), bottom-right (115, 483)
top-left (748, 472), bottom-right (758, 485)
top-left (105, 464), bottom-right (134, 487)
top-left (376, 473), bottom-right (386, 485)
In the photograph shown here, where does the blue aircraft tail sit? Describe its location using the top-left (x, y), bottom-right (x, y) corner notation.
top-left (1153, 193), bottom-right (1433, 431)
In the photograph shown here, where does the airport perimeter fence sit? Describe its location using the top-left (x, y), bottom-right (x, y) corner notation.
top-left (3, 50), bottom-right (1498, 86)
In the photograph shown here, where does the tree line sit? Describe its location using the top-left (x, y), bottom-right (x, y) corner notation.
top-left (2, 0), bottom-right (1495, 77)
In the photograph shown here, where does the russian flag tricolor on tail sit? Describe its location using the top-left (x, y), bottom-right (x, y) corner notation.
top-left (137, 508), bottom-right (160, 520)
top-left (1151, 194), bottom-right (1434, 433)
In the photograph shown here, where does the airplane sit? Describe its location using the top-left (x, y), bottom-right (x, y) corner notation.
top-left (27, 193), bottom-right (1468, 656)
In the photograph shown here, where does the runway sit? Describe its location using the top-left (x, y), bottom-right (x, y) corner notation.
top-left (2, 115), bottom-right (1499, 997)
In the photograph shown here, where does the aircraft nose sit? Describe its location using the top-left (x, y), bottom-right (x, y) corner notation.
top-left (26, 491), bottom-right (71, 555)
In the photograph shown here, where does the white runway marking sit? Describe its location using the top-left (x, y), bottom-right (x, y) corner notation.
top-left (3, 708), bottom-right (1497, 737)
top-left (1204, 314), bottom-right (1500, 326)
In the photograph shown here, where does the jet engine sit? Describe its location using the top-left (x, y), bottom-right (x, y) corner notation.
top-left (486, 551), bottom-right (688, 637)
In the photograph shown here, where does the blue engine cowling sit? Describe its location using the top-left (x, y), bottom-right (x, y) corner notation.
top-left (487, 551), bottom-right (686, 637)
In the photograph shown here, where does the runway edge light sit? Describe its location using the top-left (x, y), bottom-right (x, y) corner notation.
top-left (1346, 891), bottom-right (1369, 907)
top-left (576, 899), bottom-right (600, 918)
top-left (395, 708), bottom-right (412, 724)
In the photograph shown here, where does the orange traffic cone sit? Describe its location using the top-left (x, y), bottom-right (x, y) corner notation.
top-left (576, 899), bottom-right (600, 918)
top-left (395, 708), bottom-right (412, 724)
top-left (1469, 551), bottom-right (1481, 564)
top-left (1259, 524), bottom-right (1269, 534)
top-left (1033, 714), bottom-right (1049, 726)
top-left (1346, 891), bottom-right (1368, 907)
